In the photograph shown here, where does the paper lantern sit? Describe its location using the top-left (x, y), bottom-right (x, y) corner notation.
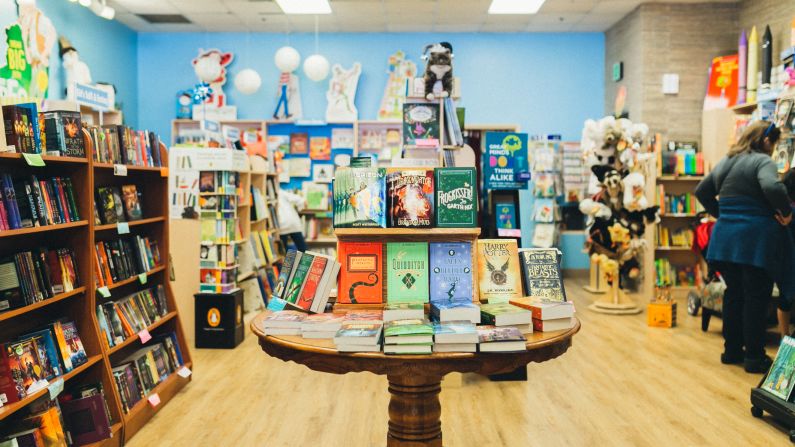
top-left (274, 46), bottom-right (301, 73)
top-left (303, 54), bottom-right (329, 82)
top-left (234, 68), bottom-right (262, 95)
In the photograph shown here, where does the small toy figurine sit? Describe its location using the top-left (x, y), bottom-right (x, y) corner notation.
top-left (422, 42), bottom-right (454, 100)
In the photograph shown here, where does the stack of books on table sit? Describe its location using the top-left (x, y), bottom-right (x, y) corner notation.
top-left (477, 326), bottom-right (527, 352)
top-left (300, 313), bottom-right (344, 339)
top-left (430, 301), bottom-right (481, 324)
top-left (433, 320), bottom-right (478, 352)
top-left (383, 319), bottom-right (434, 354)
top-left (479, 302), bottom-right (533, 334)
top-left (510, 298), bottom-right (576, 332)
top-left (333, 311), bottom-right (384, 352)
top-left (383, 303), bottom-right (425, 322)
top-left (261, 310), bottom-right (306, 335)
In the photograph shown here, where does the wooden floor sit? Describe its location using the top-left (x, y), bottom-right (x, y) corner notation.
top-left (128, 276), bottom-right (788, 446)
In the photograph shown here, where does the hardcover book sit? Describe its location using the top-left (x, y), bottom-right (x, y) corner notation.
top-left (383, 319), bottom-right (434, 337)
top-left (293, 255), bottom-right (329, 311)
top-left (283, 253), bottom-right (315, 304)
top-left (290, 132), bottom-right (308, 155)
top-left (429, 242), bottom-right (473, 303)
top-left (480, 302), bottom-right (532, 326)
top-left (477, 239), bottom-right (522, 303)
top-left (338, 242), bottom-right (383, 304)
top-left (273, 249), bottom-right (298, 299)
top-left (121, 184), bottom-right (143, 221)
top-left (309, 136), bottom-right (331, 160)
top-left (386, 242), bottom-right (429, 303)
top-left (476, 325), bottom-right (527, 352)
top-left (386, 169), bottom-right (434, 228)
top-left (430, 301), bottom-right (481, 324)
top-left (96, 187), bottom-right (118, 224)
top-left (333, 167), bottom-right (386, 228)
top-left (433, 320), bottom-right (478, 344)
top-left (518, 248), bottom-right (567, 302)
top-left (435, 168), bottom-right (477, 227)
top-left (333, 322), bottom-right (383, 345)
top-left (403, 102), bottom-right (440, 148)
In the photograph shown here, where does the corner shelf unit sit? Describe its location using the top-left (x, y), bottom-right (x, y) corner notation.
top-left (0, 143), bottom-right (192, 446)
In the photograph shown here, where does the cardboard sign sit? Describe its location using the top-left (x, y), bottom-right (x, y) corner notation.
top-left (113, 164), bottom-right (128, 176)
top-left (48, 378), bottom-right (64, 400)
top-left (22, 153), bottom-right (45, 167)
top-left (117, 222), bottom-right (130, 234)
top-left (138, 329), bottom-right (152, 344)
top-left (97, 286), bottom-right (111, 298)
top-left (75, 83), bottom-right (112, 111)
top-left (147, 393), bottom-right (161, 407)
top-left (138, 273), bottom-right (147, 284)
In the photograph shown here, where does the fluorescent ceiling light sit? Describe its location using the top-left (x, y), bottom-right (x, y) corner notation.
top-left (100, 5), bottom-right (115, 20)
top-left (488, 0), bottom-right (545, 14)
top-left (275, 0), bottom-right (332, 15)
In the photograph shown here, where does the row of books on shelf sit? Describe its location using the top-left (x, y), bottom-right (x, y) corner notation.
top-left (656, 226), bottom-right (695, 249)
top-left (112, 331), bottom-right (185, 414)
top-left (97, 285), bottom-right (170, 349)
top-left (659, 143), bottom-right (704, 176)
top-left (2, 103), bottom-right (43, 154)
top-left (0, 319), bottom-right (88, 405)
top-left (95, 184), bottom-right (143, 225)
top-left (250, 230), bottom-right (280, 267)
top-left (654, 258), bottom-right (703, 288)
top-left (303, 216), bottom-right (333, 241)
top-left (0, 247), bottom-right (80, 312)
top-left (200, 217), bottom-right (240, 245)
top-left (269, 249), bottom-right (341, 314)
top-left (1, 381), bottom-right (114, 446)
top-left (1, 173), bottom-right (80, 230)
top-left (95, 235), bottom-right (161, 288)
top-left (333, 167), bottom-right (477, 229)
top-left (655, 187), bottom-right (704, 215)
top-left (199, 170), bottom-right (238, 195)
top-left (251, 188), bottom-right (278, 227)
top-left (263, 298), bottom-right (576, 354)
top-left (2, 104), bottom-right (87, 157)
top-left (87, 125), bottom-right (163, 167)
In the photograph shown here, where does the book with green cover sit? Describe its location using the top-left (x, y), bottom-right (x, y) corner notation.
top-left (283, 252), bottom-right (315, 303)
top-left (383, 319), bottom-right (434, 337)
top-left (333, 167), bottom-right (386, 228)
top-left (435, 168), bottom-right (477, 227)
top-left (480, 302), bottom-right (532, 326)
top-left (386, 242), bottom-right (429, 303)
top-left (761, 335), bottom-right (795, 400)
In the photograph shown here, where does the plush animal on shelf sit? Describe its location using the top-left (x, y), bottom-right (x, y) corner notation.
top-left (59, 36), bottom-right (91, 101)
top-left (422, 42), bottom-right (454, 100)
top-left (591, 165), bottom-right (625, 212)
top-left (622, 172), bottom-right (648, 211)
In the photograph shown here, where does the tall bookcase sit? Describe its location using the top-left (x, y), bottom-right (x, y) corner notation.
top-left (0, 142), bottom-right (192, 444)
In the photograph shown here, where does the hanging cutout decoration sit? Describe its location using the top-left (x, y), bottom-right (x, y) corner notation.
top-left (378, 51), bottom-right (416, 121)
top-left (273, 46), bottom-right (302, 120)
top-left (325, 62), bottom-right (361, 122)
top-left (17, 0), bottom-right (56, 98)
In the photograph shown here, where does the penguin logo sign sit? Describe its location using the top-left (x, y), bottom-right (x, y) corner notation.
top-left (207, 308), bottom-right (221, 327)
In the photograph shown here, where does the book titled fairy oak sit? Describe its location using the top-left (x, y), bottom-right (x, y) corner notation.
top-left (477, 239), bottom-right (522, 303)
top-left (435, 168), bottom-right (477, 227)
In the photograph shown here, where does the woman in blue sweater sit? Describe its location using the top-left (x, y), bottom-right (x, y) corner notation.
top-left (696, 121), bottom-right (791, 373)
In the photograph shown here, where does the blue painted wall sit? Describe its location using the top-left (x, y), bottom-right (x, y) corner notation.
top-left (6, 0), bottom-right (140, 126)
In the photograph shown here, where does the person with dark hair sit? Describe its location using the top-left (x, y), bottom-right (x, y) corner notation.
top-left (776, 168), bottom-right (795, 337)
top-left (696, 121), bottom-right (793, 373)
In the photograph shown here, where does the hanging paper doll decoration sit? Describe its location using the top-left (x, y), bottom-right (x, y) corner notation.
top-left (192, 48), bottom-right (233, 108)
top-left (326, 62), bottom-right (361, 122)
top-left (58, 36), bottom-right (91, 101)
top-left (273, 46), bottom-right (302, 120)
top-left (378, 51), bottom-right (416, 121)
top-left (17, 0), bottom-right (55, 98)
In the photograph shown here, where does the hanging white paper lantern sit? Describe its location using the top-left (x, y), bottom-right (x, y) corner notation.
top-left (303, 54), bottom-right (329, 82)
top-left (234, 68), bottom-right (262, 95)
top-left (194, 56), bottom-right (223, 83)
top-left (274, 46), bottom-right (301, 73)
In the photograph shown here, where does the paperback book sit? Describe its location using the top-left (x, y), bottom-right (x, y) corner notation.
top-left (333, 167), bottom-right (386, 228)
top-left (435, 168), bottom-right (477, 227)
top-left (518, 248), bottom-right (567, 302)
top-left (386, 242), bottom-right (429, 303)
top-left (429, 242), bottom-right (473, 303)
top-left (477, 239), bottom-right (522, 303)
top-left (386, 169), bottom-right (434, 228)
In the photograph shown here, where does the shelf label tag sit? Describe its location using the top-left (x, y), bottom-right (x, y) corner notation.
top-left (113, 164), bottom-right (128, 176)
top-left (138, 329), bottom-right (152, 343)
top-left (138, 273), bottom-right (147, 284)
top-left (97, 286), bottom-right (111, 298)
top-left (48, 378), bottom-right (64, 400)
top-left (160, 167), bottom-right (169, 177)
top-left (177, 366), bottom-right (192, 378)
top-left (117, 222), bottom-right (130, 234)
top-left (22, 153), bottom-right (45, 167)
top-left (147, 393), bottom-right (161, 407)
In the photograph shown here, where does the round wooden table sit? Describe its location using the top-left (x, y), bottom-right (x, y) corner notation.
top-left (252, 313), bottom-right (580, 447)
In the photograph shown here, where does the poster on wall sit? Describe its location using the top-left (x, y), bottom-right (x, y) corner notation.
top-left (484, 132), bottom-right (530, 190)
top-left (0, 1), bottom-right (56, 100)
top-left (169, 148), bottom-right (200, 219)
top-left (378, 51), bottom-right (416, 121)
top-left (703, 54), bottom-right (739, 110)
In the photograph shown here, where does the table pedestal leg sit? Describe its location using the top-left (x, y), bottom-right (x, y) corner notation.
top-left (387, 374), bottom-right (443, 447)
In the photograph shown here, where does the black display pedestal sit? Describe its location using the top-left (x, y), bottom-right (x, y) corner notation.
top-left (751, 381), bottom-right (795, 443)
top-left (194, 290), bottom-right (245, 349)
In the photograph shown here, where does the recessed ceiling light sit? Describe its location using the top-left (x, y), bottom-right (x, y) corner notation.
top-left (275, 0), bottom-right (332, 15)
top-left (488, 0), bottom-right (545, 14)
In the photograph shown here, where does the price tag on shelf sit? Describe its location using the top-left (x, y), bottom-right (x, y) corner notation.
top-left (113, 164), bottom-right (128, 176)
top-left (48, 378), bottom-right (64, 400)
top-left (138, 329), bottom-right (152, 344)
top-left (97, 286), bottom-right (111, 298)
top-left (147, 393), bottom-right (160, 407)
top-left (22, 153), bottom-right (45, 167)
top-left (117, 222), bottom-right (130, 234)
top-left (160, 167), bottom-right (169, 178)
top-left (138, 273), bottom-right (147, 284)
top-left (0, 398), bottom-right (4, 407)
top-left (177, 366), bottom-right (192, 378)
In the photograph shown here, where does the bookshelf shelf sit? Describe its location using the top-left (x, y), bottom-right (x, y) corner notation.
top-left (0, 152), bottom-right (89, 164)
top-left (335, 228), bottom-right (481, 237)
top-left (657, 175), bottom-right (704, 181)
top-left (0, 354), bottom-right (102, 422)
top-left (0, 220), bottom-right (89, 238)
top-left (660, 213), bottom-right (699, 218)
top-left (102, 265), bottom-right (166, 292)
top-left (88, 422), bottom-right (123, 447)
top-left (0, 287), bottom-right (86, 323)
top-left (122, 361), bottom-right (193, 441)
top-left (93, 162), bottom-right (164, 173)
top-left (307, 237), bottom-right (337, 244)
top-left (107, 311), bottom-right (178, 355)
top-left (731, 102), bottom-right (757, 113)
top-left (237, 271), bottom-right (256, 282)
top-left (94, 216), bottom-right (166, 232)
top-left (655, 246), bottom-right (693, 251)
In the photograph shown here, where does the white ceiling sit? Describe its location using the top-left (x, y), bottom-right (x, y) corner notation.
top-left (109, 0), bottom-right (739, 33)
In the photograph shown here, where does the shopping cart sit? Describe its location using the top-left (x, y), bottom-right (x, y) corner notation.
top-left (685, 215), bottom-right (725, 332)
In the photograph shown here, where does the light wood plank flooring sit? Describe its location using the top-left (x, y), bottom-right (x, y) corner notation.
top-left (128, 276), bottom-right (787, 446)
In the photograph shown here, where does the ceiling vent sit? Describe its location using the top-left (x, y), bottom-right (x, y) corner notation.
top-left (138, 14), bottom-right (192, 24)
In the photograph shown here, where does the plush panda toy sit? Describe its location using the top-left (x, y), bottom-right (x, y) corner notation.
top-left (422, 42), bottom-right (454, 100)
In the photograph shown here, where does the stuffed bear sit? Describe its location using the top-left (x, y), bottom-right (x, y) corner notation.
top-left (422, 42), bottom-right (453, 100)
top-left (622, 172), bottom-right (648, 211)
top-left (591, 165), bottom-right (625, 212)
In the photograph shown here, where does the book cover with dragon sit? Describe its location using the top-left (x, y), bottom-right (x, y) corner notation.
top-left (338, 242), bottom-right (383, 304)
top-left (476, 239), bottom-right (522, 303)
top-left (333, 167), bottom-right (386, 228)
top-left (429, 242), bottom-right (473, 304)
top-left (435, 168), bottom-right (477, 227)
top-left (386, 169), bottom-right (434, 228)
top-left (386, 242), bottom-right (429, 303)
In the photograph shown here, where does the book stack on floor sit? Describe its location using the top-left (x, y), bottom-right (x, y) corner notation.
top-left (300, 313), bottom-right (344, 339)
top-left (97, 285), bottom-right (170, 348)
top-left (0, 246), bottom-right (80, 313)
top-left (510, 298), bottom-right (576, 332)
top-left (1, 173), bottom-right (81, 230)
top-left (267, 249), bottom-right (340, 313)
top-left (383, 319), bottom-right (434, 354)
top-left (480, 302), bottom-right (533, 335)
top-left (111, 332), bottom-right (184, 413)
top-left (333, 311), bottom-right (384, 353)
top-left (433, 320), bottom-right (478, 353)
top-left (261, 310), bottom-right (306, 335)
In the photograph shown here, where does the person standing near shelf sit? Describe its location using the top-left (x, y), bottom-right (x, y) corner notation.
top-left (278, 187), bottom-right (307, 252)
top-left (695, 121), bottom-right (793, 373)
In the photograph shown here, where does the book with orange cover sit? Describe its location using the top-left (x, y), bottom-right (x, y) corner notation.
top-left (114, 304), bottom-right (135, 337)
top-left (294, 256), bottom-right (328, 311)
top-left (338, 241), bottom-right (383, 304)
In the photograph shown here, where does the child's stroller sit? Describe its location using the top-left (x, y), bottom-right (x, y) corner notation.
top-left (686, 216), bottom-right (726, 331)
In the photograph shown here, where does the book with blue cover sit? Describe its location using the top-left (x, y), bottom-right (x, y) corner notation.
top-left (430, 301), bottom-right (481, 324)
top-left (429, 242), bottom-right (472, 303)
